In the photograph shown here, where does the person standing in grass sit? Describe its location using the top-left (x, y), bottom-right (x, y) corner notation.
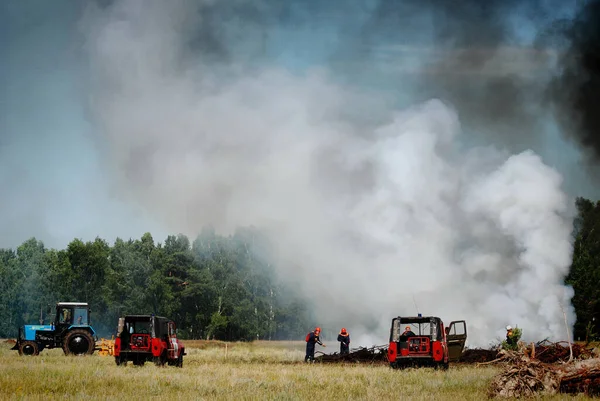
top-left (305, 327), bottom-right (325, 362)
top-left (337, 328), bottom-right (350, 355)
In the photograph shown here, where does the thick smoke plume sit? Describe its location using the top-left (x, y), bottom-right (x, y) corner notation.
top-left (548, 0), bottom-right (600, 166)
top-left (80, 0), bottom-right (577, 346)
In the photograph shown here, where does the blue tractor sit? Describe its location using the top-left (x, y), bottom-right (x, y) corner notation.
top-left (11, 302), bottom-right (97, 356)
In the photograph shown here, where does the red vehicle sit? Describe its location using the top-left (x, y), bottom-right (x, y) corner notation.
top-left (113, 315), bottom-right (185, 367)
top-left (387, 314), bottom-right (467, 369)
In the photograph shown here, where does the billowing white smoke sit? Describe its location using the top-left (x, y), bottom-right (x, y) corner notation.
top-left (81, 0), bottom-right (575, 347)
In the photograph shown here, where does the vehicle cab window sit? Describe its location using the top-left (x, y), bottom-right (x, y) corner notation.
top-left (59, 308), bottom-right (72, 324)
top-left (73, 308), bottom-right (88, 325)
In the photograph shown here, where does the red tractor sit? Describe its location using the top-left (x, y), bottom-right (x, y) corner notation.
top-left (387, 314), bottom-right (467, 369)
top-left (113, 315), bottom-right (185, 367)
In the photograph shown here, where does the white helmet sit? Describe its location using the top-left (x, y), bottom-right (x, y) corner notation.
top-left (506, 325), bottom-right (512, 331)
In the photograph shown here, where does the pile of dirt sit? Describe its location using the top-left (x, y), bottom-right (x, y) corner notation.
top-left (4, 339), bottom-right (16, 345)
top-left (488, 351), bottom-right (600, 398)
top-left (315, 345), bottom-right (388, 364)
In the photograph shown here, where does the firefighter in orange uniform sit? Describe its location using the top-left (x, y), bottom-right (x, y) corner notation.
top-left (305, 327), bottom-right (325, 362)
top-left (337, 328), bottom-right (350, 355)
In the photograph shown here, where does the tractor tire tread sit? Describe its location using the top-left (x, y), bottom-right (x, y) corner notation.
top-left (63, 329), bottom-right (95, 356)
top-left (19, 340), bottom-right (40, 356)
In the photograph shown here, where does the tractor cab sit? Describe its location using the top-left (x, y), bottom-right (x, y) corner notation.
top-left (387, 315), bottom-right (467, 369)
top-left (54, 302), bottom-right (91, 330)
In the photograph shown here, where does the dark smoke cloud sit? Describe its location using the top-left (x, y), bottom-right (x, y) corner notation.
top-left (335, 0), bottom-right (563, 151)
top-left (156, 0), bottom-right (580, 156)
top-left (548, 0), bottom-right (600, 165)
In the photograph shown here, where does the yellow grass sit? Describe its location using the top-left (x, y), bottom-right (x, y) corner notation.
top-left (0, 339), bottom-right (594, 400)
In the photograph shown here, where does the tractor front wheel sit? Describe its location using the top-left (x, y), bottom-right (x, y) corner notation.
top-left (19, 341), bottom-right (39, 356)
top-left (63, 329), bottom-right (95, 356)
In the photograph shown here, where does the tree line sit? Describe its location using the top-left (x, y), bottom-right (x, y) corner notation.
top-left (0, 197), bottom-right (599, 342)
top-left (566, 197), bottom-right (600, 342)
top-left (0, 227), bottom-right (311, 340)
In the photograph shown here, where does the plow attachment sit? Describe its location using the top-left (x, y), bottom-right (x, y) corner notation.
top-left (96, 337), bottom-right (115, 356)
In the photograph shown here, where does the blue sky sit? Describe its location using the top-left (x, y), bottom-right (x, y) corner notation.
top-left (0, 0), bottom-right (594, 249)
top-left (1, 0), bottom-right (165, 248)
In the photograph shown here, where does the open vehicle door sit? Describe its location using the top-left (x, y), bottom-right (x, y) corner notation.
top-left (446, 320), bottom-right (467, 362)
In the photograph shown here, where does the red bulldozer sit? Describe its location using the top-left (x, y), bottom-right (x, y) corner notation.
top-left (387, 314), bottom-right (467, 369)
top-left (114, 314), bottom-right (186, 367)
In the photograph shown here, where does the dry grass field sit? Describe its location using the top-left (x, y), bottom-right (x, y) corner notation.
top-left (0, 339), bottom-right (595, 400)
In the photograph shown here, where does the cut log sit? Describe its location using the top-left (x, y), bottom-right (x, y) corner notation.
top-left (489, 356), bottom-right (600, 398)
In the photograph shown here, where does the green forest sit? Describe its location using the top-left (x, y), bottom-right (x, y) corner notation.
top-left (0, 226), bottom-right (311, 340)
top-left (0, 197), bottom-right (599, 342)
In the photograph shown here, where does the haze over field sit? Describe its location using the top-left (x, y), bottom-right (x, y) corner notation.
top-left (3, 0), bottom-right (600, 346)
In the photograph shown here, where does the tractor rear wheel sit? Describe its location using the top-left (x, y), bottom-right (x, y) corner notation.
top-left (19, 341), bottom-right (39, 356)
top-left (63, 329), bottom-right (95, 356)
